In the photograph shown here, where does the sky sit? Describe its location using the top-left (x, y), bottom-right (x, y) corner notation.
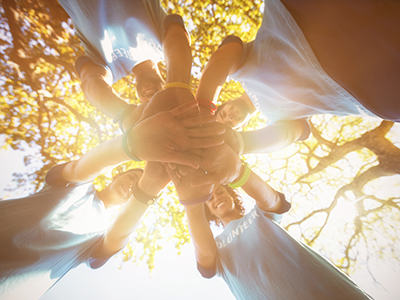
top-left (1, 147), bottom-right (400, 300)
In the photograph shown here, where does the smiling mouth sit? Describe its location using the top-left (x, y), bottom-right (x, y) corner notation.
top-left (216, 202), bottom-right (225, 209)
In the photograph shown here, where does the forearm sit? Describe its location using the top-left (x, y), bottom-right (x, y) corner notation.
top-left (96, 197), bottom-right (149, 256)
top-left (62, 135), bottom-right (129, 183)
top-left (163, 23), bottom-right (191, 85)
top-left (185, 204), bottom-right (218, 268)
top-left (82, 74), bottom-right (131, 119)
top-left (242, 119), bottom-right (310, 154)
top-left (196, 42), bottom-right (243, 102)
top-left (241, 170), bottom-right (281, 212)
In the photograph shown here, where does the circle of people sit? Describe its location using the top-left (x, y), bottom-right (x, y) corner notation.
top-left (2, 0), bottom-right (399, 299)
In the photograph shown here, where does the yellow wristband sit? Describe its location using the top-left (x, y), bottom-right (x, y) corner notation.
top-left (228, 162), bottom-right (251, 189)
top-left (162, 82), bottom-right (192, 91)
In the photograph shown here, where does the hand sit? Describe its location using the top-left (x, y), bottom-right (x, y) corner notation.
top-left (191, 143), bottom-right (242, 187)
top-left (139, 88), bottom-right (199, 122)
top-left (138, 162), bottom-right (171, 197)
top-left (166, 166), bottom-right (213, 202)
top-left (128, 101), bottom-right (226, 169)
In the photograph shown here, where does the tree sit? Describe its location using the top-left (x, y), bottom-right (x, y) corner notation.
top-left (0, 0), bottom-right (399, 282)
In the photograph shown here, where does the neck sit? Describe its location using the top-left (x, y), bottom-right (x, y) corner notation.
top-left (96, 189), bottom-right (113, 209)
top-left (220, 210), bottom-right (243, 227)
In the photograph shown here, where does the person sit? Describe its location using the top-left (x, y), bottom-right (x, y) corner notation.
top-left (58, 0), bottom-right (189, 129)
top-left (214, 93), bottom-right (257, 130)
top-left (196, 0), bottom-right (400, 128)
top-left (0, 101), bottom-right (225, 300)
top-left (168, 162), bottom-right (374, 300)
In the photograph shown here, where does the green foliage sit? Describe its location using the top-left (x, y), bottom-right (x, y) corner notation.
top-left (1, 0), bottom-right (399, 278)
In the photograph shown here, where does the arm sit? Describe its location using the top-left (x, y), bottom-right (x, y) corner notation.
top-left (196, 39), bottom-right (243, 103)
top-left (138, 17), bottom-right (199, 121)
top-left (91, 194), bottom-right (150, 260)
top-left (79, 61), bottom-right (143, 128)
top-left (241, 170), bottom-right (282, 212)
top-left (241, 119), bottom-right (311, 154)
top-left (185, 204), bottom-right (218, 272)
top-left (62, 102), bottom-right (226, 183)
top-left (163, 21), bottom-right (192, 85)
top-left (167, 167), bottom-right (218, 273)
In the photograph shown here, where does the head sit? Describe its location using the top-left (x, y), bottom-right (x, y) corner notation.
top-left (101, 168), bottom-right (144, 208)
top-left (133, 61), bottom-right (165, 104)
top-left (204, 185), bottom-right (245, 227)
top-left (216, 94), bottom-right (256, 129)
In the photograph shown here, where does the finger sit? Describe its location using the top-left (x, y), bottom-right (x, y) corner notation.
top-left (168, 163), bottom-right (177, 170)
top-left (186, 124), bottom-right (226, 138)
top-left (168, 101), bottom-right (199, 117)
top-left (178, 165), bottom-right (191, 176)
top-left (165, 165), bottom-right (181, 185)
top-left (180, 115), bottom-right (219, 127)
top-left (190, 173), bottom-right (221, 187)
top-left (188, 136), bottom-right (225, 149)
top-left (178, 164), bottom-right (197, 175)
top-left (161, 151), bottom-right (201, 169)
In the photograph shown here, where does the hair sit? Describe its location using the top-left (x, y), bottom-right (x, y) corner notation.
top-left (204, 185), bottom-right (246, 227)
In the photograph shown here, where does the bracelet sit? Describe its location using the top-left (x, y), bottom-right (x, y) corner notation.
top-left (179, 194), bottom-right (212, 206)
top-left (132, 183), bottom-right (159, 205)
top-left (122, 126), bottom-right (142, 161)
top-left (228, 162), bottom-right (251, 189)
top-left (197, 98), bottom-right (217, 115)
top-left (162, 82), bottom-right (192, 92)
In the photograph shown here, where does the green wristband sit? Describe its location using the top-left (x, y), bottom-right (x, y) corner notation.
top-left (228, 162), bottom-right (251, 189)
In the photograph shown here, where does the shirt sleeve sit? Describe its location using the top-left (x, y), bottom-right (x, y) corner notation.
top-left (44, 163), bottom-right (72, 188)
top-left (197, 262), bottom-right (217, 279)
top-left (257, 192), bottom-right (291, 223)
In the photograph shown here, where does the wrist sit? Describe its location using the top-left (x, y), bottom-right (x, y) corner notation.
top-left (131, 182), bottom-right (160, 205)
top-left (228, 162), bottom-right (251, 189)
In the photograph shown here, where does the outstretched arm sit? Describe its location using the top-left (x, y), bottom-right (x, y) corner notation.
top-left (196, 39), bottom-right (243, 103)
top-left (240, 119), bottom-right (311, 154)
top-left (61, 102), bottom-right (225, 183)
top-left (241, 170), bottom-right (282, 213)
top-left (91, 193), bottom-right (150, 262)
top-left (79, 61), bottom-right (142, 127)
top-left (167, 167), bottom-right (218, 273)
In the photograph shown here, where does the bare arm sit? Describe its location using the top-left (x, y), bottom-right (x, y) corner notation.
top-left (92, 195), bottom-right (150, 258)
top-left (241, 170), bottom-right (282, 212)
top-left (185, 203), bottom-right (218, 271)
top-left (62, 102), bottom-right (226, 183)
top-left (79, 62), bottom-right (129, 118)
top-left (167, 167), bottom-right (218, 272)
top-left (196, 41), bottom-right (243, 102)
top-left (163, 22), bottom-right (192, 85)
top-left (241, 119), bottom-right (311, 154)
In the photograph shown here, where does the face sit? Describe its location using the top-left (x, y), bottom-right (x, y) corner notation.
top-left (206, 185), bottom-right (236, 219)
top-left (108, 170), bottom-right (143, 205)
top-left (216, 101), bottom-right (248, 129)
top-left (137, 76), bottom-right (164, 104)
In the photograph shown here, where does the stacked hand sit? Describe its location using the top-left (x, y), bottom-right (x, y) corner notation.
top-left (128, 101), bottom-right (226, 169)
